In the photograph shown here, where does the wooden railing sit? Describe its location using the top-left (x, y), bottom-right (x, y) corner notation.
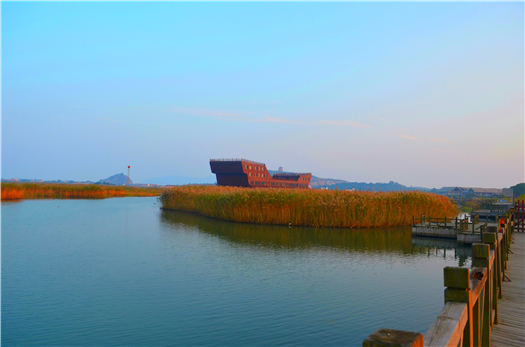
top-left (364, 212), bottom-right (513, 347)
top-left (515, 200), bottom-right (524, 232)
top-left (413, 216), bottom-right (466, 228)
top-left (412, 215), bottom-right (486, 233)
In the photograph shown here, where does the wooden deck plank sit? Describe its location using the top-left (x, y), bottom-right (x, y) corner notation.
top-left (490, 232), bottom-right (525, 347)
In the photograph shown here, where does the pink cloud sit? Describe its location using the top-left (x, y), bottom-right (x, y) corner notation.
top-left (317, 120), bottom-right (372, 129)
top-left (400, 134), bottom-right (420, 140)
top-left (428, 137), bottom-right (451, 144)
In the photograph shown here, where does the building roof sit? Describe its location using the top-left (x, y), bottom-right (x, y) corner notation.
top-left (435, 187), bottom-right (456, 193)
top-left (210, 158), bottom-right (265, 166)
top-left (464, 187), bottom-right (502, 194)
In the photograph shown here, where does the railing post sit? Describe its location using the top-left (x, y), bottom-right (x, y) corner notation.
top-left (444, 267), bottom-right (473, 347)
top-left (483, 232), bottom-right (498, 324)
top-left (362, 329), bottom-right (423, 347)
top-left (473, 243), bottom-right (491, 346)
top-left (480, 225), bottom-right (484, 245)
top-left (501, 220), bottom-right (508, 270)
top-left (496, 234), bottom-right (502, 299)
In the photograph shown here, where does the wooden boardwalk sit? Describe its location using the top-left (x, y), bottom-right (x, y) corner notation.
top-left (491, 232), bottom-right (525, 347)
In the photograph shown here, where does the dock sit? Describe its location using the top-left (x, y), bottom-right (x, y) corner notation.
top-left (490, 232), bottom-right (524, 347)
top-left (412, 215), bottom-right (499, 244)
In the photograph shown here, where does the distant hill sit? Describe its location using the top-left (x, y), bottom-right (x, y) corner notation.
top-left (510, 183), bottom-right (525, 197)
top-left (309, 177), bottom-right (348, 189)
top-left (268, 170), bottom-right (429, 192)
top-left (98, 173), bottom-right (133, 185)
top-left (140, 175), bottom-right (216, 186)
top-left (325, 181), bottom-right (415, 192)
top-left (268, 171), bottom-right (346, 188)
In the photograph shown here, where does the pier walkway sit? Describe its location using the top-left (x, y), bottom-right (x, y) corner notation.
top-left (364, 212), bottom-right (524, 347)
top-left (490, 232), bottom-right (524, 347)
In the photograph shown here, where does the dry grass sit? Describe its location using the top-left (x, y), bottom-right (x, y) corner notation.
top-left (1, 185), bottom-right (24, 200)
top-left (1, 182), bottom-right (163, 200)
top-left (160, 185), bottom-right (458, 228)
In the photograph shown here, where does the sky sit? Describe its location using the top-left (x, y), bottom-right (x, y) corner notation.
top-left (2, 2), bottom-right (523, 188)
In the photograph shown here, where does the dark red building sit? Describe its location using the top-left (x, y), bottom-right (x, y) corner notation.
top-left (210, 159), bottom-right (312, 188)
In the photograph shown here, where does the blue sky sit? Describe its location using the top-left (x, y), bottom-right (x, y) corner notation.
top-left (2, 2), bottom-right (523, 188)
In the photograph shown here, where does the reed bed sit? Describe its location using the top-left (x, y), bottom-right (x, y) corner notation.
top-left (160, 185), bottom-right (458, 228)
top-left (1, 182), bottom-right (163, 200)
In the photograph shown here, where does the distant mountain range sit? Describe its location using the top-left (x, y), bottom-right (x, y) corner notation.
top-left (267, 170), bottom-right (428, 192)
top-left (138, 170), bottom-right (430, 192)
top-left (322, 181), bottom-right (430, 192)
top-left (2, 172), bottom-right (519, 194)
top-left (98, 173), bottom-right (133, 185)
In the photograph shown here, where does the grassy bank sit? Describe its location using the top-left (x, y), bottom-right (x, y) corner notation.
top-left (1, 182), bottom-right (163, 200)
top-left (159, 185), bottom-right (458, 228)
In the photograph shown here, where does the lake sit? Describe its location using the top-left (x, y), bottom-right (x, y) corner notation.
top-left (2, 197), bottom-right (471, 346)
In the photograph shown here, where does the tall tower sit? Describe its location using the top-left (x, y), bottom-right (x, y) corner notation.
top-left (127, 166), bottom-right (131, 186)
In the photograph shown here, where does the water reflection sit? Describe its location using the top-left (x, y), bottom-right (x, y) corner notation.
top-left (1, 200), bottom-right (23, 206)
top-left (412, 236), bottom-right (471, 267)
top-left (160, 210), bottom-right (471, 261)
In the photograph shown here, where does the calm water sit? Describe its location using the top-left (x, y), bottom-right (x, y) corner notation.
top-left (2, 197), bottom-right (471, 346)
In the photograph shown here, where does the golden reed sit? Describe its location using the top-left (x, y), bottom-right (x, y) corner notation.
top-left (160, 185), bottom-right (458, 228)
top-left (1, 182), bottom-right (162, 200)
